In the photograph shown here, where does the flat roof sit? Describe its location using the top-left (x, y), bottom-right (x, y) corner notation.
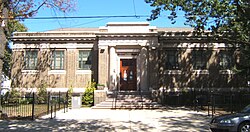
top-left (106, 22), bottom-right (150, 26)
top-left (47, 27), bottom-right (99, 32)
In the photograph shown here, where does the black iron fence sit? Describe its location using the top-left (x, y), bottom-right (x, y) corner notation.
top-left (0, 91), bottom-right (69, 120)
top-left (153, 90), bottom-right (250, 116)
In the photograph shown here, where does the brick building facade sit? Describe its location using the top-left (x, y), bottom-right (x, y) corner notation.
top-left (11, 22), bottom-right (246, 93)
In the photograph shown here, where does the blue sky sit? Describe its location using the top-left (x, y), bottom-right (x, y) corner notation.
top-left (22, 0), bottom-right (189, 32)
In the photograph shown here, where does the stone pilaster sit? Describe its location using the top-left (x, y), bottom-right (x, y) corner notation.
top-left (98, 46), bottom-right (109, 88)
top-left (66, 49), bottom-right (76, 88)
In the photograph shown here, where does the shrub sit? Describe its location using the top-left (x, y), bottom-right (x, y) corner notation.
top-left (20, 98), bottom-right (33, 104)
top-left (36, 83), bottom-right (48, 104)
top-left (68, 85), bottom-right (73, 107)
top-left (8, 89), bottom-right (21, 103)
top-left (82, 81), bottom-right (96, 106)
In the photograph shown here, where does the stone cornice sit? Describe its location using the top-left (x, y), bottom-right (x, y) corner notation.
top-left (158, 31), bottom-right (226, 42)
top-left (12, 37), bottom-right (96, 42)
top-left (11, 31), bottom-right (96, 42)
top-left (96, 32), bottom-right (158, 38)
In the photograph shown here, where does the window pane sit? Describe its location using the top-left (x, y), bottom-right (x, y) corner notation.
top-left (79, 50), bottom-right (92, 70)
top-left (24, 50), bottom-right (38, 70)
top-left (166, 50), bottom-right (179, 70)
top-left (51, 51), bottom-right (64, 70)
top-left (219, 51), bottom-right (232, 69)
top-left (193, 50), bottom-right (207, 70)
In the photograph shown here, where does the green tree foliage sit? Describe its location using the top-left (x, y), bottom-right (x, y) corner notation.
top-left (145, 0), bottom-right (250, 79)
top-left (6, 20), bottom-right (28, 37)
top-left (68, 85), bottom-right (73, 107)
top-left (0, 0), bottom-right (76, 78)
top-left (36, 83), bottom-right (48, 104)
top-left (5, 89), bottom-right (21, 103)
top-left (145, 0), bottom-right (250, 44)
top-left (2, 20), bottom-right (27, 78)
top-left (82, 81), bottom-right (96, 106)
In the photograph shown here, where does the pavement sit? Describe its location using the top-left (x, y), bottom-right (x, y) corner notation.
top-left (0, 107), bottom-right (212, 132)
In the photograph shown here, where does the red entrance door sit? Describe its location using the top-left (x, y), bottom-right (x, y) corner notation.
top-left (120, 59), bottom-right (137, 91)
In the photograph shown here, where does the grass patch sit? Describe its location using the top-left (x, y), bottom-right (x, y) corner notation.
top-left (1, 103), bottom-right (66, 119)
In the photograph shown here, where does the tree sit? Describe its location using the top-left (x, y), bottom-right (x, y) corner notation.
top-left (7, 0), bottom-right (76, 19)
top-left (145, 0), bottom-right (250, 79)
top-left (0, 0), bottom-right (76, 82)
top-left (145, 0), bottom-right (250, 44)
top-left (2, 20), bottom-right (27, 78)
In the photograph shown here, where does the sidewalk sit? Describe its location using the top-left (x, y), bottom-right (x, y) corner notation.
top-left (0, 107), bottom-right (211, 131)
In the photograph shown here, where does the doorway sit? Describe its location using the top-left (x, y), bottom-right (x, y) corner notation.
top-left (120, 59), bottom-right (137, 91)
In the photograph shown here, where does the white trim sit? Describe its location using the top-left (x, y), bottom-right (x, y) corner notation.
top-left (76, 70), bottom-right (92, 74)
top-left (219, 70), bottom-right (234, 74)
top-left (163, 70), bottom-right (182, 75)
top-left (193, 70), bottom-right (209, 74)
top-left (161, 43), bottom-right (236, 48)
top-left (116, 49), bottom-right (140, 53)
top-left (163, 70), bottom-right (235, 75)
top-left (16, 88), bottom-right (86, 93)
top-left (12, 43), bottom-right (94, 49)
top-left (22, 70), bottom-right (39, 74)
top-left (46, 88), bottom-right (69, 93)
top-left (118, 55), bottom-right (137, 59)
top-left (48, 70), bottom-right (66, 74)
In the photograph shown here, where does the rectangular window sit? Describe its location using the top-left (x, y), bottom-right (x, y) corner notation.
top-left (193, 50), bottom-right (207, 70)
top-left (165, 50), bottom-right (180, 70)
top-left (24, 50), bottom-right (38, 70)
top-left (78, 50), bottom-right (92, 70)
top-left (219, 51), bottom-right (233, 70)
top-left (51, 51), bottom-right (64, 70)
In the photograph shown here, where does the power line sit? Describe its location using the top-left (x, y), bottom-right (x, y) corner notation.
top-left (132, 0), bottom-right (137, 17)
top-left (5, 15), bottom-right (150, 20)
top-left (66, 18), bottom-right (110, 28)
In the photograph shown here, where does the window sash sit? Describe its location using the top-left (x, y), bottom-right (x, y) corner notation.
top-left (193, 51), bottom-right (207, 70)
top-left (219, 52), bottom-right (232, 69)
top-left (51, 51), bottom-right (64, 70)
top-left (24, 51), bottom-right (38, 70)
top-left (165, 50), bottom-right (179, 70)
top-left (78, 50), bottom-right (92, 70)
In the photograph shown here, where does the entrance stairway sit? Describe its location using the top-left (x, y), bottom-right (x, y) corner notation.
top-left (92, 91), bottom-right (163, 109)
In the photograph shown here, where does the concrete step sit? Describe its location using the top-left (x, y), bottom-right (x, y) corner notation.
top-left (104, 98), bottom-right (153, 102)
top-left (93, 90), bottom-right (162, 109)
top-left (92, 103), bottom-right (162, 109)
top-left (107, 91), bottom-right (152, 98)
top-left (96, 101), bottom-right (160, 106)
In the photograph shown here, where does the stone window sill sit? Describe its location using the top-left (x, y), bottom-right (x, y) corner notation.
top-left (76, 70), bottom-right (92, 74)
top-left (48, 70), bottom-right (66, 74)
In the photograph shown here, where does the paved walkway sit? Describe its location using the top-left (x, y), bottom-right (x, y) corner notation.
top-left (0, 107), bottom-right (212, 132)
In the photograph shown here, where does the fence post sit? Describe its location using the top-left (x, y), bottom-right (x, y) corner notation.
top-left (59, 91), bottom-right (61, 109)
top-left (64, 100), bottom-right (65, 113)
top-left (208, 101), bottom-right (210, 116)
top-left (54, 103), bottom-right (56, 118)
top-left (211, 94), bottom-right (214, 117)
top-left (212, 94), bottom-right (216, 117)
top-left (32, 92), bottom-right (35, 120)
top-left (207, 92), bottom-right (210, 116)
top-left (50, 104), bottom-right (53, 119)
top-left (194, 89), bottom-right (197, 111)
top-left (47, 92), bottom-right (50, 115)
top-left (230, 93), bottom-right (233, 114)
top-left (66, 91), bottom-right (69, 112)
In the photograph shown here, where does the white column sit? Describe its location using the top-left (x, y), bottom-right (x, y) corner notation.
top-left (109, 47), bottom-right (117, 90)
top-left (138, 47), bottom-right (148, 91)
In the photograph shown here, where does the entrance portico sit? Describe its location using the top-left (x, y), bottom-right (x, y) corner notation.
top-left (97, 22), bottom-right (158, 91)
top-left (108, 45), bottom-right (150, 91)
